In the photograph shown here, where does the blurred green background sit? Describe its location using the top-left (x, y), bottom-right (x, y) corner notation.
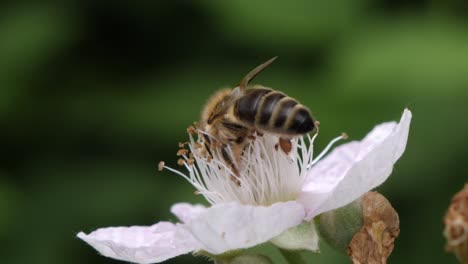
top-left (0, 1), bottom-right (467, 263)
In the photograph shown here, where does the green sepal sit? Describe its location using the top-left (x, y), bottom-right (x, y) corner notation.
top-left (315, 198), bottom-right (363, 253)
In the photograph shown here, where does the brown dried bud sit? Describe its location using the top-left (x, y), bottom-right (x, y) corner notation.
top-left (347, 192), bottom-right (400, 264)
top-left (444, 184), bottom-right (468, 264)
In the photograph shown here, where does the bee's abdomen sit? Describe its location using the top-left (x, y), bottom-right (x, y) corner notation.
top-left (235, 89), bottom-right (315, 135)
top-left (235, 88), bottom-right (272, 124)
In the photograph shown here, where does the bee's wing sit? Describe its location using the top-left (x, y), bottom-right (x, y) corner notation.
top-left (239, 57), bottom-right (277, 90)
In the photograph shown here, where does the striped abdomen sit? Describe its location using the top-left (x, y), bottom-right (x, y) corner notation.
top-left (234, 87), bottom-right (315, 135)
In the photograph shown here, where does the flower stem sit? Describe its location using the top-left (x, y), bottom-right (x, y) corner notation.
top-left (279, 249), bottom-right (307, 264)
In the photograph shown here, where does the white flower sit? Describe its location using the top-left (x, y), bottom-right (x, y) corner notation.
top-left (78, 109), bottom-right (412, 264)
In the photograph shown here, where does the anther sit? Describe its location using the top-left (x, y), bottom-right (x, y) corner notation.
top-left (248, 135), bottom-right (256, 140)
top-left (341, 132), bottom-right (349, 140)
top-left (186, 126), bottom-right (196, 134)
top-left (177, 149), bottom-right (189, 156)
top-left (177, 158), bottom-right (185, 166)
top-left (158, 161), bottom-right (165, 171)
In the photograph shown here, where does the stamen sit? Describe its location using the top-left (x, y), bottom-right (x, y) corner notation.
top-left (310, 133), bottom-right (347, 167)
top-left (162, 128), bottom-right (320, 206)
top-left (160, 165), bottom-right (191, 181)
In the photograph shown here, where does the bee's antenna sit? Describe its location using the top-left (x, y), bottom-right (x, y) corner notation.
top-left (239, 56), bottom-right (278, 90)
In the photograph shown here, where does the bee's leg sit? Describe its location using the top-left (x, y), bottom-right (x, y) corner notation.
top-left (221, 145), bottom-right (241, 185)
top-left (278, 137), bottom-right (292, 154)
top-left (201, 133), bottom-right (214, 159)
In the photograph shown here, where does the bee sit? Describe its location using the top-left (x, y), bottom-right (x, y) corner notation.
top-left (198, 57), bottom-right (316, 178)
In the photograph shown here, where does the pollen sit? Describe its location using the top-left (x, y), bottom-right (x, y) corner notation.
top-left (158, 161), bottom-right (165, 171)
top-left (341, 132), bottom-right (349, 140)
top-left (177, 158), bottom-right (185, 166)
top-left (177, 149), bottom-right (189, 156)
top-left (187, 125), bottom-right (197, 135)
top-left (178, 142), bottom-right (188, 148)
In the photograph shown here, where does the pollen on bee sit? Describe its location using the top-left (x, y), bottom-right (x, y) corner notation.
top-left (158, 161), bottom-right (165, 171)
top-left (177, 149), bottom-right (189, 156)
top-left (177, 158), bottom-right (185, 166)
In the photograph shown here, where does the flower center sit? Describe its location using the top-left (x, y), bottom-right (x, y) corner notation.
top-left (161, 130), bottom-right (345, 206)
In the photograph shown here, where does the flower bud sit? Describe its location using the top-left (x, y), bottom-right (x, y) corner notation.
top-left (317, 192), bottom-right (400, 264)
top-left (444, 184), bottom-right (468, 264)
top-left (316, 197), bottom-right (363, 252)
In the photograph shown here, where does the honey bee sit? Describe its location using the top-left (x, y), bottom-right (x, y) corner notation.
top-left (198, 57), bottom-right (316, 177)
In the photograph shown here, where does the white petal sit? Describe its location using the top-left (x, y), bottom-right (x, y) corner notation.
top-left (171, 203), bottom-right (207, 223)
top-left (300, 109), bottom-right (412, 219)
top-left (185, 201), bottom-right (305, 254)
top-left (77, 222), bottom-right (201, 264)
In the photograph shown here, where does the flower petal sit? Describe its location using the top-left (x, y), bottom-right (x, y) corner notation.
top-left (300, 109), bottom-right (412, 219)
top-left (77, 222), bottom-right (201, 264)
top-left (185, 201), bottom-right (305, 254)
top-left (171, 203), bottom-right (207, 223)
